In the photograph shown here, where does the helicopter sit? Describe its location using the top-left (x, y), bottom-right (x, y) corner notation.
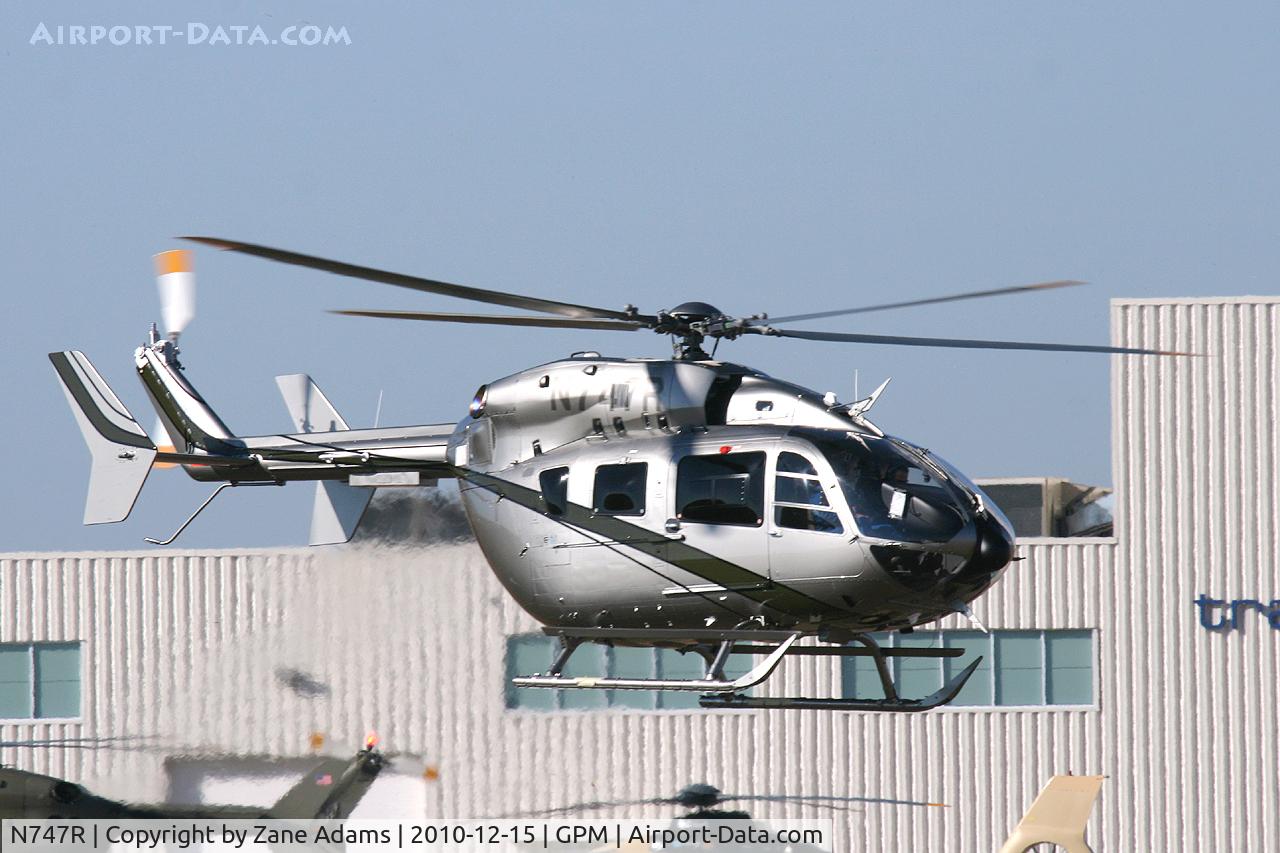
top-left (501, 779), bottom-right (945, 820)
top-left (0, 737), bottom-right (386, 820)
top-left (49, 238), bottom-right (1185, 712)
top-left (498, 781), bottom-right (943, 853)
top-left (502, 776), bottom-right (1102, 853)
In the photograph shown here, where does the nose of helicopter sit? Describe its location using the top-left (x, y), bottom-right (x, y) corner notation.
top-left (965, 511), bottom-right (1015, 576)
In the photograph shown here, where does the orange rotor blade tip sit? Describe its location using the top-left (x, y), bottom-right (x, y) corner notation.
top-left (154, 249), bottom-right (194, 277)
top-left (424, 766), bottom-right (440, 781)
top-left (309, 732), bottom-right (326, 751)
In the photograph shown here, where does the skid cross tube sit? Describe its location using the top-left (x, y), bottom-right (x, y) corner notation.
top-left (513, 632), bottom-right (801, 693)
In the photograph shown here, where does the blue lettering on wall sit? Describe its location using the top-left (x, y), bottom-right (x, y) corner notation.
top-left (1195, 595), bottom-right (1280, 631)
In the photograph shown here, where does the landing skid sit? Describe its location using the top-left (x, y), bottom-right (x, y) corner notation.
top-left (510, 627), bottom-right (981, 713)
top-left (698, 658), bottom-right (982, 712)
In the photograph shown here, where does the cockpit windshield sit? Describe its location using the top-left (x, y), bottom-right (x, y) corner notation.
top-left (911, 446), bottom-right (1015, 538)
top-left (792, 428), bottom-right (969, 543)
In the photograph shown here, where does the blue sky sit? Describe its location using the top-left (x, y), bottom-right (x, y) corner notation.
top-left (3, 1), bottom-right (1277, 550)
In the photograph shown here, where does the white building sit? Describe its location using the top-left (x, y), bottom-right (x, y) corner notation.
top-left (3, 296), bottom-right (1278, 851)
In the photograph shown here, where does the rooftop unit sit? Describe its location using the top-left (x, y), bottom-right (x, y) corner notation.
top-left (974, 477), bottom-right (1113, 538)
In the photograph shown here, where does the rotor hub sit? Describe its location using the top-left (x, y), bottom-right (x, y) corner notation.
top-left (668, 301), bottom-right (724, 324)
top-left (674, 783), bottom-right (724, 810)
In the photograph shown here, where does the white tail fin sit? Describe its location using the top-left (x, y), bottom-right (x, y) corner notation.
top-left (275, 374), bottom-right (372, 545)
top-left (275, 373), bottom-right (350, 433)
top-left (310, 480), bottom-right (374, 546)
top-left (49, 351), bottom-right (157, 524)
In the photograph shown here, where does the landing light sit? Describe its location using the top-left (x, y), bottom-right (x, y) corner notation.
top-left (469, 385), bottom-right (488, 418)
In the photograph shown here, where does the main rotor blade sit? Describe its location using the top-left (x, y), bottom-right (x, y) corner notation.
top-left (0, 736), bottom-right (163, 751)
top-left (331, 309), bottom-right (645, 331)
top-left (183, 236), bottom-right (651, 322)
top-left (767, 280), bottom-right (1085, 325)
top-left (767, 327), bottom-right (1193, 356)
top-left (496, 797), bottom-right (677, 818)
top-left (728, 793), bottom-right (946, 808)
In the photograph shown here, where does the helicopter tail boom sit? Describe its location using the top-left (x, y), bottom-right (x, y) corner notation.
top-left (134, 335), bottom-right (241, 458)
top-left (52, 341), bottom-right (456, 544)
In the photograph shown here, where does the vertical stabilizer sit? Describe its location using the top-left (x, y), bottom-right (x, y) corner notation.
top-left (310, 480), bottom-right (374, 546)
top-left (274, 374), bottom-right (373, 545)
top-left (275, 373), bottom-right (350, 432)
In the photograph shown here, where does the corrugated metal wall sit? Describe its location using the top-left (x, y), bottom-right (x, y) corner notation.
top-left (0, 543), bottom-right (1111, 851)
top-left (1111, 297), bottom-right (1280, 852)
top-left (3, 296), bottom-right (1275, 851)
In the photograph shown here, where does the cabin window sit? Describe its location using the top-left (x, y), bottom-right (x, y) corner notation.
top-left (774, 451), bottom-right (843, 533)
top-left (539, 467), bottom-right (570, 516)
top-left (676, 451), bottom-right (765, 526)
top-left (592, 463), bottom-right (648, 516)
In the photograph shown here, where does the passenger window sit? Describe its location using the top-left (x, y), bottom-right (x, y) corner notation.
top-left (539, 467), bottom-right (569, 516)
top-left (774, 451), bottom-right (843, 534)
top-left (676, 452), bottom-right (765, 526)
top-left (592, 463), bottom-right (647, 516)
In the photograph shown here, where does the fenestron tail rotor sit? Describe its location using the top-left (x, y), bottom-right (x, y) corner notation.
top-left (180, 236), bottom-right (1196, 359)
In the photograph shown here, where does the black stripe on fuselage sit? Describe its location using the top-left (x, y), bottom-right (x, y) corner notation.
top-left (456, 467), bottom-right (845, 620)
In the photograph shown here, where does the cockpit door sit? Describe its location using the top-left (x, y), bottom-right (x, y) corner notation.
top-left (767, 448), bottom-right (855, 581)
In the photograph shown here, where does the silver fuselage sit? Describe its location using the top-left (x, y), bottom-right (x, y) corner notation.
top-left (130, 344), bottom-right (1015, 635)
top-left (448, 356), bottom-right (1016, 635)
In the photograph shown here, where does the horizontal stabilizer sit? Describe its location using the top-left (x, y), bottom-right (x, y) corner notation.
top-left (49, 351), bottom-right (157, 524)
